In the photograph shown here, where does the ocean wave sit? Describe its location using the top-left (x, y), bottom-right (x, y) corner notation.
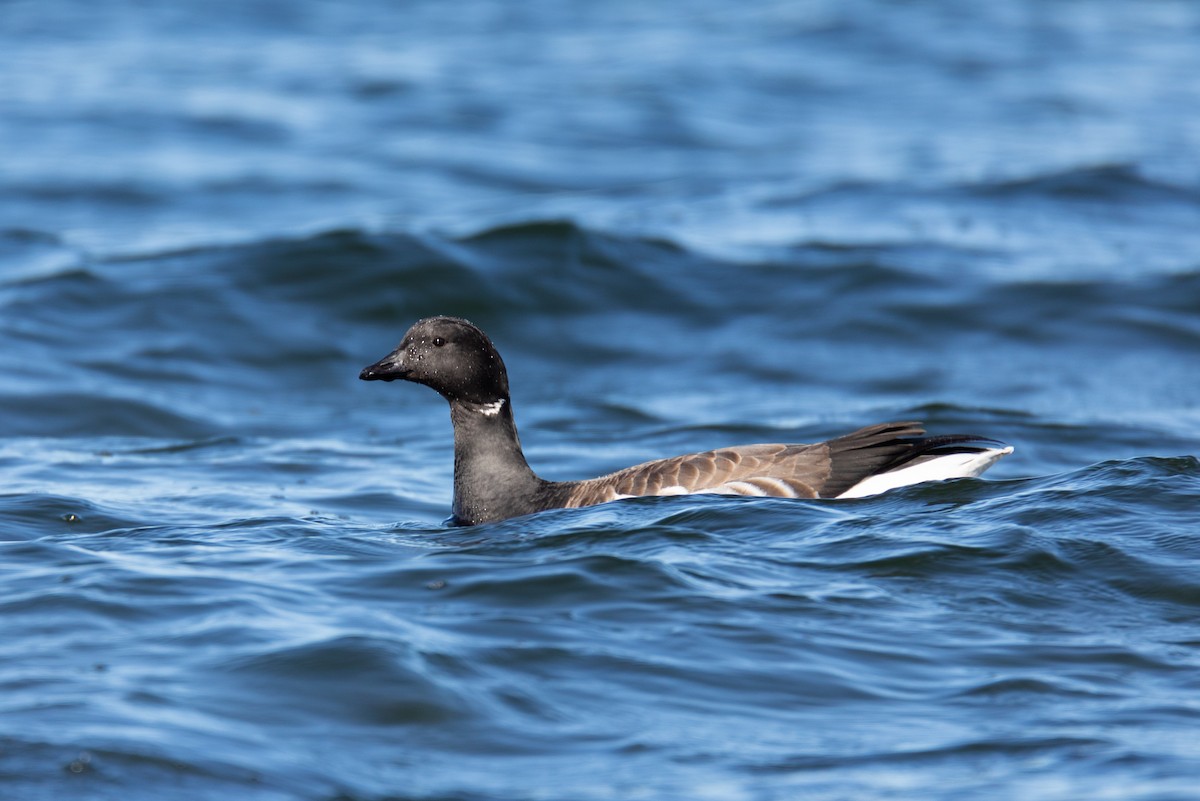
top-left (3, 450), bottom-right (1198, 800)
top-left (215, 634), bottom-right (475, 726)
top-left (8, 218), bottom-right (1196, 378)
top-left (964, 163), bottom-right (1200, 203)
top-left (0, 492), bottom-right (143, 540)
top-left (0, 391), bottom-right (217, 439)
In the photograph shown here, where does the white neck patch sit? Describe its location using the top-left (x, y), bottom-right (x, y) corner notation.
top-left (478, 399), bottom-right (505, 417)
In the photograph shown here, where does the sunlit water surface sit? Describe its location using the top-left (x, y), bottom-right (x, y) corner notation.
top-left (2, 2), bottom-right (1200, 799)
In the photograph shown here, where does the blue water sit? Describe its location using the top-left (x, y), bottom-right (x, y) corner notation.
top-left (3, 1), bottom-right (1200, 799)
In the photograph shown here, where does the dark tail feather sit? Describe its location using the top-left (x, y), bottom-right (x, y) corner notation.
top-left (820, 423), bottom-right (1009, 498)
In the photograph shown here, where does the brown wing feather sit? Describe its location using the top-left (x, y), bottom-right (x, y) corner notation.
top-left (564, 443), bottom-right (828, 506)
top-left (561, 421), bottom-right (929, 507)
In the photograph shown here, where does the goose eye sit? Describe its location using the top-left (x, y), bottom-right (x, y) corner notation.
top-left (432, 337), bottom-right (446, 347)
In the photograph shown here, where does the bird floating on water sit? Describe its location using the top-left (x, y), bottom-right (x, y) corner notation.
top-left (360, 316), bottom-right (1012, 526)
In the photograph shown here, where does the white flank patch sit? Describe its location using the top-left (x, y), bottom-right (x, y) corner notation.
top-left (478, 399), bottom-right (505, 417)
top-left (836, 446), bottom-right (1013, 499)
top-left (750, 477), bottom-right (799, 498)
top-left (610, 485), bottom-right (687, 501)
top-left (721, 481), bottom-right (768, 497)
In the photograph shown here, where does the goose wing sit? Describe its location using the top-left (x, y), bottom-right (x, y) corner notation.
top-left (565, 422), bottom-right (929, 505)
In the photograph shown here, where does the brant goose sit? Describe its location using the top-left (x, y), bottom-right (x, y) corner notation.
top-left (360, 316), bottom-right (1013, 525)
